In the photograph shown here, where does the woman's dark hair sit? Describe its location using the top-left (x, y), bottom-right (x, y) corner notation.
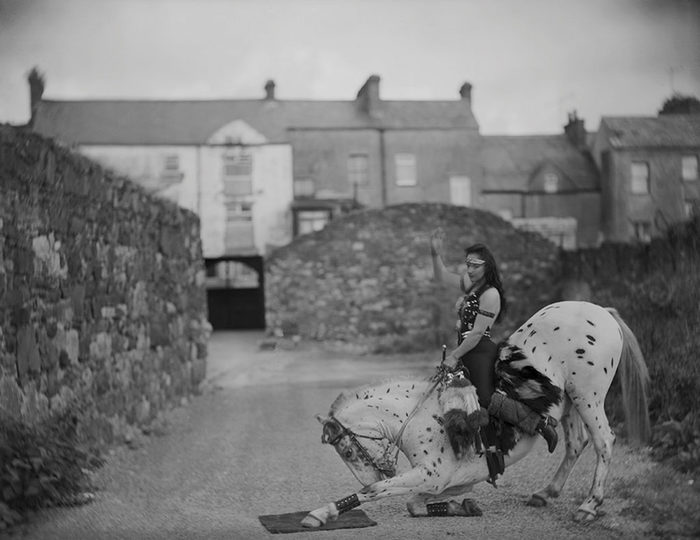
top-left (464, 243), bottom-right (507, 321)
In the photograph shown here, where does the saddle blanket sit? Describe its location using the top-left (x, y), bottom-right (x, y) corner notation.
top-left (258, 509), bottom-right (377, 534)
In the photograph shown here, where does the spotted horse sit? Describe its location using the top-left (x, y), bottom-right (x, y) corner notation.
top-left (301, 301), bottom-right (650, 527)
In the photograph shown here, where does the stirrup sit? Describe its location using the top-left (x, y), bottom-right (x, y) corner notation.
top-left (484, 447), bottom-right (504, 487)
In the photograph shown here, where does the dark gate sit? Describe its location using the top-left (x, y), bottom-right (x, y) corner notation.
top-left (204, 256), bottom-right (265, 330)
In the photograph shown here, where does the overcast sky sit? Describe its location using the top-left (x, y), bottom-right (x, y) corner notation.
top-left (0, 0), bottom-right (698, 134)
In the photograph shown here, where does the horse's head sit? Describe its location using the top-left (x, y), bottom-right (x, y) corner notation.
top-left (316, 414), bottom-right (396, 486)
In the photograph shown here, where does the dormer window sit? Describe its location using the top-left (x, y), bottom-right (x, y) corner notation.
top-left (543, 172), bottom-right (558, 193)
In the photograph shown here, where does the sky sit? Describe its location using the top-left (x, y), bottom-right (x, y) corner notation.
top-left (0, 0), bottom-right (699, 135)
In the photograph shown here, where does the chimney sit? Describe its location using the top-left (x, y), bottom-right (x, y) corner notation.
top-left (264, 80), bottom-right (276, 100)
top-left (27, 67), bottom-right (45, 126)
top-left (356, 74), bottom-right (381, 117)
top-left (459, 82), bottom-right (472, 107)
top-left (564, 110), bottom-right (587, 149)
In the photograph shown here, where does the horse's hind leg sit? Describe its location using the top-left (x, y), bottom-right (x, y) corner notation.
top-left (572, 400), bottom-right (616, 522)
top-left (529, 399), bottom-right (589, 507)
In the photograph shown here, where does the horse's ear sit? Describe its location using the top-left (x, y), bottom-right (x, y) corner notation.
top-left (315, 414), bottom-right (327, 424)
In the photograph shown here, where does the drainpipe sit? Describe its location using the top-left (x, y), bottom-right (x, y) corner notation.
top-left (378, 128), bottom-right (387, 207)
top-left (196, 146), bottom-right (202, 216)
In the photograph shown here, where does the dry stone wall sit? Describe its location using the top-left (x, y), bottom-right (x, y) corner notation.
top-left (0, 126), bottom-right (209, 446)
top-left (266, 203), bottom-right (562, 353)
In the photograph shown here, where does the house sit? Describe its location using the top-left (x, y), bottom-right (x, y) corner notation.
top-left (591, 114), bottom-right (700, 242)
top-left (27, 70), bottom-right (294, 261)
top-left (287, 76), bottom-right (482, 234)
top-left (480, 113), bottom-right (601, 249)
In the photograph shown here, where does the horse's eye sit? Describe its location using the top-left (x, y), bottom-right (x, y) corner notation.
top-left (344, 448), bottom-right (355, 460)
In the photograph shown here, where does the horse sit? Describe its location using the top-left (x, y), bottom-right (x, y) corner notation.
top-left (301, 301), bottom-right (650, 527)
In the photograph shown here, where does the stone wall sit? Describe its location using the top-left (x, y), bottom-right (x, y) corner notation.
top-left (0, 126), bottom-right (209, 446)
top-left (266, 203), bottom-right (562, 353)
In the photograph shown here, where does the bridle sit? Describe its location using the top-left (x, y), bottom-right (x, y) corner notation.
top-left (322, 415), bottom-right (398, 478)
top-left (322, 347), bottom-right (451, 479)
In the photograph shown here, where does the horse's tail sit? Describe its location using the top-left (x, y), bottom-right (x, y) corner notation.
top-left (606, 307), bottom-right (651, 444)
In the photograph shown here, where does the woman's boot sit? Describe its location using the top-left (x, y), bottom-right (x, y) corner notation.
top-left (488, 390), bottom-right (558, 453)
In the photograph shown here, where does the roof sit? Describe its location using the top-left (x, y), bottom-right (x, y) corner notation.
top-left (481, 134), bottom-right (599, 191)
top-left (32, 97), bottom-right (479, 146)
top-left (600, 115), bottom-right (700, 148)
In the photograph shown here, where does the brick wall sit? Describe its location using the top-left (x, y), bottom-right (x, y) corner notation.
top-left (0, 126), bottom-right (209, 446)
top-left (266, 203), bottom-right (562, 353)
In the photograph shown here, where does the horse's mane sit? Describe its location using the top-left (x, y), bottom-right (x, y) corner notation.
top-left (329, 375), bottom-right (429, 415)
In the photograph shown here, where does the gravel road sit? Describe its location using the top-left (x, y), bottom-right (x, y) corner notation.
top-left (16, 331), bottom-right (685, 539)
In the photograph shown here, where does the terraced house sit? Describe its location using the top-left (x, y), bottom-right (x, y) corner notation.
top-left (24, 69), bottom-right (700, 327)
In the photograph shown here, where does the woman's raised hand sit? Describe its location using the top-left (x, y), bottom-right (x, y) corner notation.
top-left (430, 227), bottom-right (445, 255)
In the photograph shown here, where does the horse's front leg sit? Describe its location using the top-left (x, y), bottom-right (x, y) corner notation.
top-left (301, 465), bottom-right (439, 528)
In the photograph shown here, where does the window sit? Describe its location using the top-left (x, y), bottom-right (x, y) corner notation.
top-left (294, 177), bottom-right (315, 198)
top-left (449, 176), bottom-right (471, 206)
top-left (632, 221), bottom-right (652, 242)
top-left (224, 200), bottom-right (252, 222)
top-left (297, 210), bottom-right (330, 235)
top-left (685, 200), bottom-right (697, 218)
top-left (395, 154), bottom-right (417, 186)
top-left (682, 155), bottom-right (698, 181)
top-left (164, 154), bottom-right (179, 171)
top-left (348, 154), bottom-right (369, 185)
top-left (543, 172), bottom-right (558, 193)
top-left (160, 154), bottom-right (183, 186)
top-left (206, 261), bottom-right (259, 289)
top-left (630, 162), bottom-right (650, 194)
top-left (222, 151), bottom-right (253, 196)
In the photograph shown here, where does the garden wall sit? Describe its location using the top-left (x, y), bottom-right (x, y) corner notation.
top-left (0, 126), bottom-right (210, 446)
top-left (266, 203), bottom-right (563, 353)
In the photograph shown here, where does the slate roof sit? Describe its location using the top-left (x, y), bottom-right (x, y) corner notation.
top-left (600, 115), bottom-right (700, 148)
top-left (32, 97), bottom-right (478, 145)
top-left (481, 134), bottom-right (599, 191)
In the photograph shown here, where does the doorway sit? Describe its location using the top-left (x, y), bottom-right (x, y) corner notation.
top-left (204, 256), bottom-right (265, 330)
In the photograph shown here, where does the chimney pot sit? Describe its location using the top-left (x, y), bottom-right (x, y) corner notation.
top-left (459, 82), bottom-right (472, 102)
top-left (27, 67), bottom-right (45, 125)
top-left (264, 79), bottom-right (276, 100)
top-left (564, 110), bottom-right (587, 149)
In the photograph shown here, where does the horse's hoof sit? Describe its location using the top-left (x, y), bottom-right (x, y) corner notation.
top-left (461, 498), bottom-right (482, 516)
top-left (527, 494), bottom-right (548, 507)
top-left (406, 502), bottom-right (420, 517)
top-left (573, 509), bottom-right (596, 522)
top-left (301, 515), bottom-right (323, 528)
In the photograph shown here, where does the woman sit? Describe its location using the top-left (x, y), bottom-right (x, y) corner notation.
top-left (430, 227), bottom-right (558, 453)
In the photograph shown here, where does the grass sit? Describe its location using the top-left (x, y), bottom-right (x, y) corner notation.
top-left (612, 464), bottom-right (700, 537)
